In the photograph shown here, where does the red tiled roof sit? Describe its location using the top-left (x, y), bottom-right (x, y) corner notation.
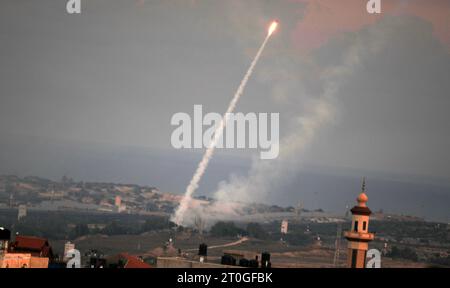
top-left (14, 236), bottom-right (48, 251)
top-left (118, 253), bottom-right (152, 268)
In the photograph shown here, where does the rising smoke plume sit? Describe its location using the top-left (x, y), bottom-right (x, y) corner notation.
top-left (171, 22), bottom-right (278, 226)
top-left (178, 16), bottom-right (391, 227)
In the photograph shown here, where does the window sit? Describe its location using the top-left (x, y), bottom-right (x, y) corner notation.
top-left (363, 221), bottom-right (367, 231)
top-left (351, 250), bottom-right (357, 268)
top-left (354, 221), bottom-right (358, 232)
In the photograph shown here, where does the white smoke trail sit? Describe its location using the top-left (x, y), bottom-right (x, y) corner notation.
top-left (171, 33), bottom-right (274, 226)
top-left (199, 24), bottom-right (391, 223)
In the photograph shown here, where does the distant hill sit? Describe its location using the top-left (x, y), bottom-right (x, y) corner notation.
top-left (0, 134), bottom-right (449, 222)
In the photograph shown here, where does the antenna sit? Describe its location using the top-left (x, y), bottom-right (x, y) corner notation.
top-left (333, 222), bottom-right (342, 267)
top-left (333, 204), bottom-right (349, 267)
top-left (295, 201), bottom-right (303, 221)
top-left (194, 214), bottom-right (205, 241)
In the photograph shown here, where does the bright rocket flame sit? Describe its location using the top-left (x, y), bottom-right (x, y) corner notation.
top-left (268, 21), bottom-right (278, 36)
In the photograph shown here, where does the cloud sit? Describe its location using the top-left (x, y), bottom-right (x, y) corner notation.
top-left (187, 3), bottom-right (450, 225)
top-left (292, 0), bottom-right (450, 52)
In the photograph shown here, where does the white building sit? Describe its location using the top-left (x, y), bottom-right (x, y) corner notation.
top-left (17, 205), bottom-right (27, 221)
top-left (63, 241), bottom-right (75, 261)
top-left (281, 220), bottom-right (288, 234)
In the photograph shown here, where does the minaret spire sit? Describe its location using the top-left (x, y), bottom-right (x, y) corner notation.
top-left (361, 177), bottom-right (366, 193)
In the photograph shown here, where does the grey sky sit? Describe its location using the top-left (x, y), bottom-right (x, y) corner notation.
top-left (1, 0), bottom-right (449, 183)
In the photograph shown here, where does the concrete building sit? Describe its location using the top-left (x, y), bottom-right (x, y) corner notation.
top-left (0, 253), bottom-right (49, 268)
top-left (0, 230), bottom-right (50, 268)
top-left (118, 204), bottom-right (126, 213)
top-left (114, 196), bottom-right (127, 213)
top-left (115, 195), bottom-right (121, 207)
top-left (17, 204), bottom-right (27, 221)
top-left (344, 178), bottom-right (374, 268)
top-left (222, 250), bottom-right (259, 264)
top-left (281, 220), bottom-right (288, 234)
top-left (0, 227), bottom-right (11, 252)
top-left (63, 241), bottom-right (75, 261)
top-left (10, 235), bottom-right (54, 259)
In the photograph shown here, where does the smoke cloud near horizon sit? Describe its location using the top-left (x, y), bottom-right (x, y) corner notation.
top-left (179, 8), bottom-right (395, 227)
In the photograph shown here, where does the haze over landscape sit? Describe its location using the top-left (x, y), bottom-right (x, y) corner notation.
top-left (1, 0), bottom-right (450, 222)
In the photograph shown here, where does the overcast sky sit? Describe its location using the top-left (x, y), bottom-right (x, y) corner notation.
top-left (1, 0), bottom-right (449, 184)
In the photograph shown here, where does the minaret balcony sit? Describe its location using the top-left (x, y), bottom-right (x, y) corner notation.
top-left (344, 231), bottom-right (374, 241)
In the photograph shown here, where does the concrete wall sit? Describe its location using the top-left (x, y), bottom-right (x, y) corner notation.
top-left (29, 256), bottom-right (49, 268)
top-left (157, 257), bottom-right (237, 268)
top-left (0, 253), bottom-right (49, 268)
top-left (0, 253), bottom-right (31, 268)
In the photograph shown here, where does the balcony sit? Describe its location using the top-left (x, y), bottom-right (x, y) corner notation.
top-left (344, 231), bottom-right (375, 241)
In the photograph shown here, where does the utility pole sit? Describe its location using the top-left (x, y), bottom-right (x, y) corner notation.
top-left (333, 204), bottom-right (350, 267)
top-left (333, 222), bottom-right (342, 267)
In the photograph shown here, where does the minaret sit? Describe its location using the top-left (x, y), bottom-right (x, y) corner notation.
top-left (344, 178), bottom-right (374, 268)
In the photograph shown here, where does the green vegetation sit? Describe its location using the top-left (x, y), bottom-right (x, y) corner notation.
top-left (70, 224), bottom-right (90, 239)
top-left (387, 246), bottom-right (419, 262)
top-left (209, 221), bottom-right (245, 237)
top-left (1, 209), bottom-right (448, 266)
top-left (429, 255), bottom-right (450, 267)
top-left (0, 210), bottom-right (175, 240)
top-left (246, 222), bottom-right (268, 239)
top-left (284, 231), bottom-right (314, 246)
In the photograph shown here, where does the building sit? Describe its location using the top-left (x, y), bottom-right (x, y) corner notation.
top-left (280, 220), bottom-right (288, 234)
top-left (222, 250), bottom-right (259, 264)
top-left (18, 204), bottom-right (27, 221)
top-left (114, 196), bottom-right (126, 213)
top-left (108, 253), bottom-right (152, 268)
top-left (0, 227), bottom-right (11, 252)
top-left (9, 192), bottom-right (14, 208)
top-left (344, 178), bottom-right (375, 268)
top-left (118, 204), bottom-right (126, 213)
top-left (63, 241), bottom-right (75, 261)
top-left (0, 231), bottom-right (50, 268)
top-left (115, 195), bottom-right (121, 207)
top-left (85, 249), bottom-right (107, 268)
top-left (10, 235), bottom-right (54, 259)
top-left (0, 252), bottom-right (49, 268)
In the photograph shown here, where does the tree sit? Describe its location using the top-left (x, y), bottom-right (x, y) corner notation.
top-left (285, 231), bottom-right (313, 246)
top-left (102, 221), bottom-right (127, 235)
top-left (387, 246), bottom-right (418, 262)
top-left (71, 224), bottom-right (89, 239)
top-left (210, 221), bottom-right (245, 237)
top-left (141, 217), bottom-right (174, 232)
top-left (246, 223), bottom-right (267, 239)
